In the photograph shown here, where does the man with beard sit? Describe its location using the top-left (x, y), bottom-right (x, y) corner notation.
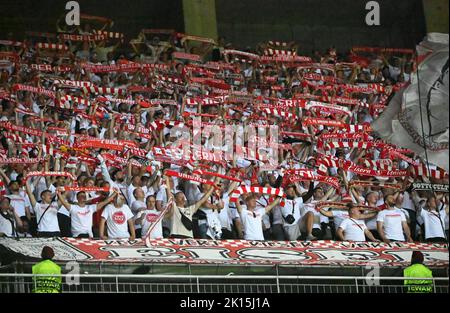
top-left (165, 175), bottom-right (220, 239)
top-left (377, 192), bottom-right (413, 243)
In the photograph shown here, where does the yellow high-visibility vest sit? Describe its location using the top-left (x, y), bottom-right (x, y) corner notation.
top-left (403, 263), bottom-right (433, 293)
top-left (32, 259), bottom-right (62, 293)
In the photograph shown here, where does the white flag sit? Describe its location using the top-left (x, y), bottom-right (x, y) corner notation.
top-left (372, 33), bottom-right (449, 172)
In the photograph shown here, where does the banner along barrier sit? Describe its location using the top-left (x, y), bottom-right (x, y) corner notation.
top-left (0, 238), bottom-right (447, 267)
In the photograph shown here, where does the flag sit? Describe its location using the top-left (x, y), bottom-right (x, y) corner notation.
top-left (371, 33), bottom-right (449, 172)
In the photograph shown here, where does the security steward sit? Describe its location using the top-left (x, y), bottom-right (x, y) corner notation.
top-left (403, 250), bottom-right (433, 293)
top-left (32, 246), bottom-right (62, 293)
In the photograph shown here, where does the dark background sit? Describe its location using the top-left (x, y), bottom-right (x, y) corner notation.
top-left (0, 0), bottom-right (185, 39)
top-left (0, 0), bottom-right (427, 52)
top-left (216, 0), bottom-right (427, 53)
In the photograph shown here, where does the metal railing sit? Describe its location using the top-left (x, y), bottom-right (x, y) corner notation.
top-left (0, 274), bottom-right (447, 293)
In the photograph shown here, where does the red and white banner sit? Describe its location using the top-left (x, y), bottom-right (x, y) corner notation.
top-left (0, 238), bottom-right (447, 267)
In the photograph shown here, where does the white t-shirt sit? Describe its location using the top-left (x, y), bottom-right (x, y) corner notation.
top-left (130, 200), bottom-right (146, 214)
top-left (402, 192), bottom-right (415, 211)
top-left (170, 203), bottom-right (195, 238)
top-left (388, 65), bottom-right (401, 81)
top-left (239, 207), bottom-right (265, 240)
top-left (376, 208), bottom-right (406, 241)
top-left (6, 194), bottom-right (30, 217)
top-left (302, 201), bottom-right (321, 229)
top-left (139, 209), bottom-right (163, 239)
top-left (339, 218), bottom-right (367, 241)
top-left (281, 197), bottom-right (303, 227)
top-left (127, 185), bottom-right (138, 205)
top-left (0, 212), bottom-right (15, 236)
top-left (420, 209), bottom-right (447, 239)
top-left (127, 185), bottom-right (148, 205)
top-left (101, 204), bottom-right (134, 239)
top-left (332, 210), bottom-right (349, 229)
top-left (69, 204), bottom-right (97, 237)
top-left (34, 202), bottom-right (60, 233)
top-left (131, 199), bottom-right (146, 230)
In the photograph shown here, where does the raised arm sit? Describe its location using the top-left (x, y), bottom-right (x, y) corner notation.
top-left (300, 181), bottom-right (315, 202)
top-left (265, 197), bottom-right (281, 214)
top-left (0, 168), bottom-right (11, 185)
top-left (164, 175), bottom-right (174, 201)
top-left (360, 209), bottom-right (378, 219)
top-left (320, 187), bottom-right (335, 201)
top-left (25, 179), bottom-right (37, 209)
top-left (350, 187), bottom-right (364, 204)
top-left (193, 177), bottom-right (220, 212)
top-left (96, 190), bottom-right (118, 211)
top-left (318, 207), bottom-right (334, 218)
top-left (226, 180), bottom-right (240, 195)
top-left (56, 188), bottom-right (71, 211)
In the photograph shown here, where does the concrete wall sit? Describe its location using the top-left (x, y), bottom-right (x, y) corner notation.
top-left (216, 0), bottom-right (427, 53)
top-left (183, 0), bottom-right (218, 40)
top-left (422, 0), bottom-right (449, 33)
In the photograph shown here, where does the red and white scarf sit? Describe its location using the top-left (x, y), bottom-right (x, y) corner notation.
top-left (165, 169), bottom-right (217, 187)
top-left (78, 139), bottom-right (137, 151)
top-left (12, 84), bottom-right (56, 98)
top-left (348, 180), bottom-right (402, 190)
top-left (0, 157), bottom-right (44, 164)
top-left (229, 186), bottom-right (285, 203)
top-left (284, 169), bottom-right (341, 190)
top-left (62, 186), bottom-right (110, 192)
top-left (25, 171), bottom-right (77, 181)
top-left (192, 170), bottom-right (242, 183)
top-left (35, 43), bottom-right (68, 51)
top-left (317, 154), bottom-right (408, 177)
top-left (411, 164), bottom-right (448, 180)
top-left (82, 86), bottom-right (126, 96)
top-left (58, 33), bottom-right (106, 42)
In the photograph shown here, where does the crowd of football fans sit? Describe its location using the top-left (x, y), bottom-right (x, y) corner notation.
top-left (0, 20), bottom-right (448, 243)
